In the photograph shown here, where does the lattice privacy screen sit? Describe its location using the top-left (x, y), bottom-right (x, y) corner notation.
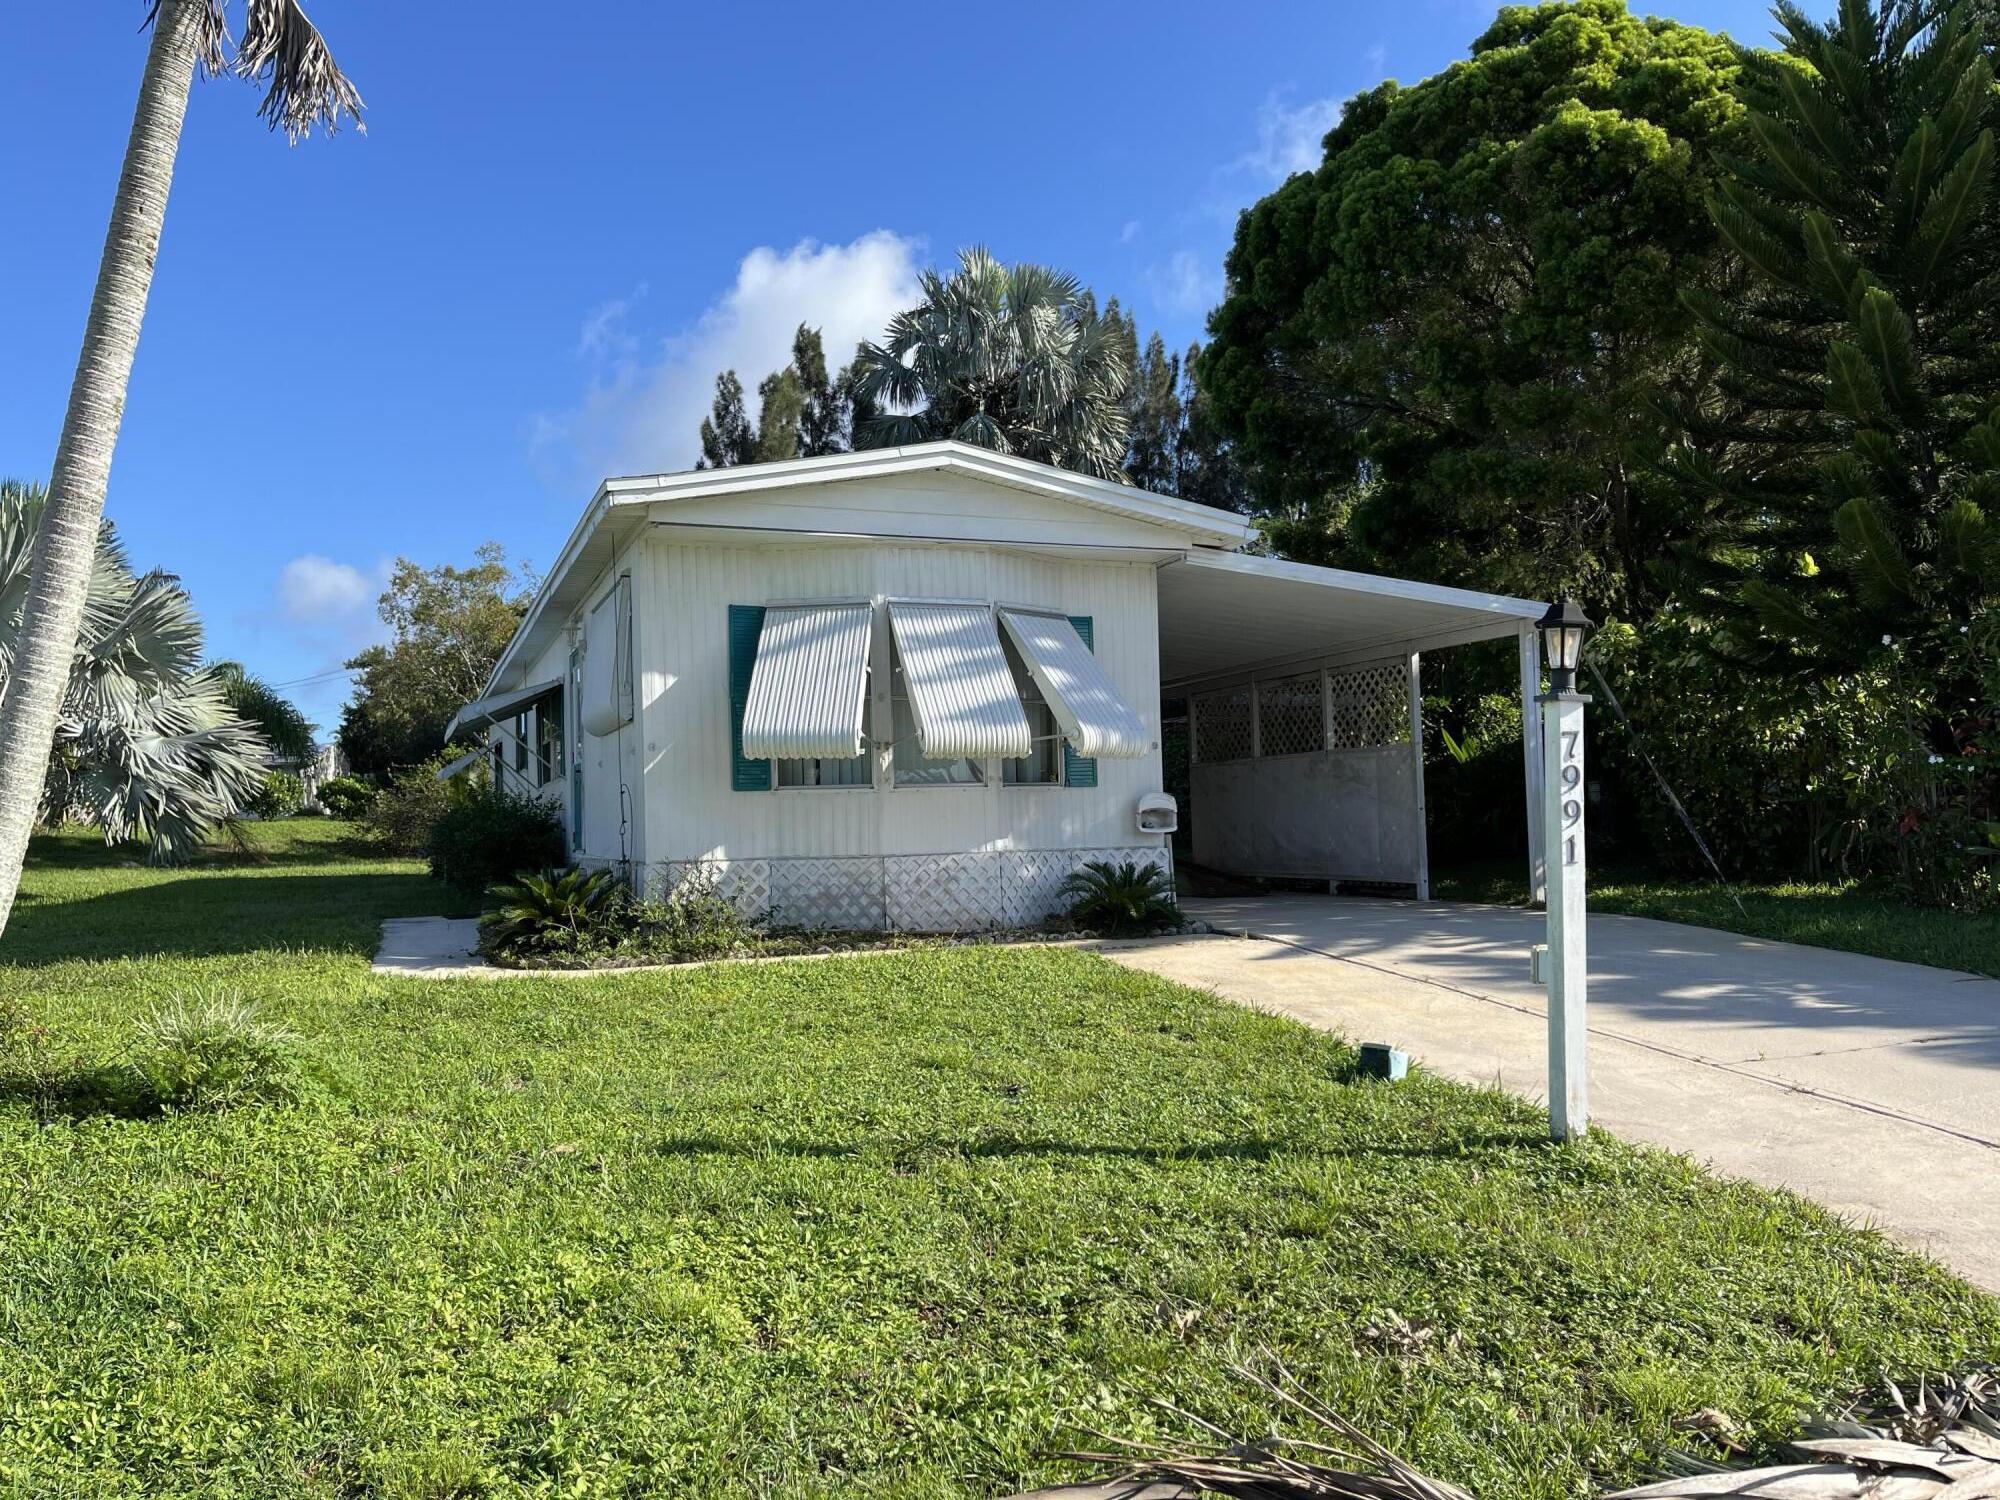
top-left (1196, 662), bottom-right (1408, 762)
top-left (1328, 663), bottom-right (1409, 749)
top-left (1193, 687), bottom-right (1253, 763)
top-left (1256, 672), bottom-right (1324, 757)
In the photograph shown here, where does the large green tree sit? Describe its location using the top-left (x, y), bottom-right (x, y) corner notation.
top-left (1202, 0), bottom-right (1742, 607)
top-left (1673, 0), bottom-right (2000, 673)
top-left (852, 248), bottom-right (1134, 481)
top-left (337, 545), bottom-right (531, 779)
top-left (0, 1), bottom-right (359, 936)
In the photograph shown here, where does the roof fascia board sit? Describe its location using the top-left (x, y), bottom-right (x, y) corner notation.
top-left (1172, 547), bottom-right (1545, 621)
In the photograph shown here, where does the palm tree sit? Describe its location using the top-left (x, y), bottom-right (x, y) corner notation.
top-left (0, 2), bottom-right (360, 935)
top-left (0, 482), bottom-right (270, 862)
top-left (852, 248), bottom-right (1135, 481)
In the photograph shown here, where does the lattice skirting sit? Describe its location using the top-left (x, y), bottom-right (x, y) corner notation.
top-left (652, 847), bottom-right (1173, 933)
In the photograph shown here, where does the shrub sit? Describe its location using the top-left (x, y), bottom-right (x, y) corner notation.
top-left (480, 869), bottom-right (765, 967)
top-left (315, 775), bottom-right (374, 819)
top-left (631, 873), bottom-right (757, 961)
top-left (1059, 859), bottom-right (1179, 935)
top-left (427, 784), bottom-right (566, 896)
top-left (361, 755), bottom-right (462, 854)
top-left (483, 866), bottom-right (628, 956)
top-left (248, 770), bottom-right (305, 819)
top-left (128, 991), bottom-right (300, 1112)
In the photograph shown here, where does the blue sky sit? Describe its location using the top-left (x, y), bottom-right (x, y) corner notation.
top-left (1, 0), bottom-right (1775, 733)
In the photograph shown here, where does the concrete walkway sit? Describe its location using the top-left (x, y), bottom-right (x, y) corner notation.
top-left (1102, 894), bottom-right (2000, 1293)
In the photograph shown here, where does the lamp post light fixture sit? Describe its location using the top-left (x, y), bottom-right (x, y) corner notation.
top-left (1537, 596), bottom-right (1594, 1141)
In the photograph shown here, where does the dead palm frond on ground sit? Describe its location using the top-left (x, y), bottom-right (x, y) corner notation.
top-left (1051, 1357), bottom-right (2000, 1500)
top-left (0, 0), bottom-right (360, 939)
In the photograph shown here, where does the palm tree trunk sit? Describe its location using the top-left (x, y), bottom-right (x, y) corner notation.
top-left (0, 0), bottom-right (205, 937)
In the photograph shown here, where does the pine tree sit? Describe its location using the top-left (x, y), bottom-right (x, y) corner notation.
top-left (696, 371), bottom-right (757, 469)
top-left (793, 325), bottom-right (850, 457)
top-left (1681, 0), bottom-right (2000, 672)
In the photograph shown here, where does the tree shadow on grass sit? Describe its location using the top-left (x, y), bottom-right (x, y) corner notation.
top-left (0, 1063), bottom-right (155, 1124)
top-left (2, 871), bottom-right (463, 966)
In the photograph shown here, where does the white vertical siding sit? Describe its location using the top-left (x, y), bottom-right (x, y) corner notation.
top-left (636, 536), bottom-right (1165, 866)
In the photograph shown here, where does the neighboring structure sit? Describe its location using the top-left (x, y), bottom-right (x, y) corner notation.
top-left (449, 443), bottom-right (1547, 930)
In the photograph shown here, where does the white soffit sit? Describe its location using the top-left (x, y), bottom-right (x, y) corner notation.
top-left (1158, 551), bottom-right (1545, 687)
top-left (998, 609), bottom-right (1150, 759)
top-left (741, 603), bottom-right (873, 760)
top-left (887, 602), bottom-right (1032, 760)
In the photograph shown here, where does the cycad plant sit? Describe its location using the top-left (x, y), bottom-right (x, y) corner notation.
top-left (1677, 0), bottom-right (1999, 670)
top-left (852, 248), bottom-right (1134, 480)
top-left (0, 482), bottom-right (269, 862)
top-left (482, 866), bottom-right (627, 954)
top-left (1058, 859), bottom-right (1179, 935)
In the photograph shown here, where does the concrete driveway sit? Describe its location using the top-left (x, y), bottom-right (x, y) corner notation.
top-left (1102, 894), bottom-right (2000, 1292)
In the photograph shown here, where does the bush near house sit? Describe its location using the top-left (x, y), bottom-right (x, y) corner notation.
top-left (426, 783), bottom-right (565, 896)
top-left (360, 753), bottom-right (466, 854)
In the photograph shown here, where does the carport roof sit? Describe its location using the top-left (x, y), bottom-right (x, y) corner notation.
top-left (1158, 550), bottom-right (1545, 690)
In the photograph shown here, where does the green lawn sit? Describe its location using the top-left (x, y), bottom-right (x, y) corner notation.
top-left (1432, 856), bottom-right (2000, 978)
top-left (2, 824), bottom-right (1995, 1499)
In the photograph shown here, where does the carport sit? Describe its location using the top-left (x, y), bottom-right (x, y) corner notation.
top-left (1155, 549), bottom-right (1548, 901)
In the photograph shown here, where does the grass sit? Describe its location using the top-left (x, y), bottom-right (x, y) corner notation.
top-left (1432, 856), bottom-right (2000, 978)
top-left (1, 822), bottom-right (1994, 1499)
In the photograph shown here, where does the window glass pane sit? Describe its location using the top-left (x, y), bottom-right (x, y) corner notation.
top-left (892, 684), bottom-right (981, 785)
top-left (777, 752), bottom-right (870, 787)
top-left (1001, 638), bottom-right (1058, 784)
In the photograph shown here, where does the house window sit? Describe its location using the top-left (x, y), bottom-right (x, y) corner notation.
top-left (512, 711), bottom-right (530, 775)
top-left (1001, 636), bottom-right (1059, 785)
top-left (777, 743), bottom-right (872, 788)
top-left (537, 703), bottom-right (563, 787)
top-left (891, 644), bottom-right (982, 786)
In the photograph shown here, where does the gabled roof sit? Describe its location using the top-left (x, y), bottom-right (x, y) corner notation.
top-left (474, 442), bottom-right (1255, 702)
top-left (602, 441), bottom-right (1259, 545)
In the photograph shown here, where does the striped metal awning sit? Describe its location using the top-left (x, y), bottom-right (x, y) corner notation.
top-left (888, 601), bottom-right (1032, 760)
top-left (741, 602), bottom-right (874, 760)
top-left (998, 608), bottom-right (1150, 759)
top-left (442, 676), bottom-right (563, 741)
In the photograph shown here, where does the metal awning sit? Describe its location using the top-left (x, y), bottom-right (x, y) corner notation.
top-left (741, 602), bottom-right (873, 759)
top-left (442, 677), bottom-right (563, 740)
top-left (887, 601), bottom-right (1032, 760)
top-left (998, 608), bottom-right (1150, 758)
top-left (433, 748), bottom-right (487, 782)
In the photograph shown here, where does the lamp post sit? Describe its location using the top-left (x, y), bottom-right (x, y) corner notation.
top-left (1538, 598), bottom-right (1593, 1141)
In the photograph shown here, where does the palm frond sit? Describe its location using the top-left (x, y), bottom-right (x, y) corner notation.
top-left (233, 0), bottom-right (363, 139)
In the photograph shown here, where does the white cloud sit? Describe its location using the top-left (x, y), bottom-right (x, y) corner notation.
top-left (1145, 250), bottom-right (1224, 317)
top-left (538, 230), bottom-right (925, 486)
top-left (1119, 219), bottom-right (1142, 245)
top-left (577, 285), bottom-right (646, 359)
top-left (1236, 92), bottom-right (1344, 184)
top-left (277, 554), bottom-right (381, 625)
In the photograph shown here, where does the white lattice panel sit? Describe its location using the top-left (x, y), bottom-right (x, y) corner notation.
top-left (886, 852), bottom-right (1003, 931)
top-left (1328, 663), bottom-right (1409, 749)
top-left (1257, 673), bottom-right (1324, 758)
top-left (652, 848), bottom-right (1173, 933)
top-left (660, 859), bottom-right (771, 919)
top-left (768, 857), bottom-right (885, 931)
top-left (1193, 687), bottom-right (1253, 763)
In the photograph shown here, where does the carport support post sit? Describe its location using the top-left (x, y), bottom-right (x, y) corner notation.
top-left (1541, 686), bottom-right (1589, 1140)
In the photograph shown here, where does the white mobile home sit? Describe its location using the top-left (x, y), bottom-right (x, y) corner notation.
top-left (450, 442), bottom-right (1550, 930)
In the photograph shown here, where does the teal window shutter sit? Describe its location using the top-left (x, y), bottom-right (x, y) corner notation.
top-left (1063, 615), bottom-right (1098, 788)
top-left (728, 604), bottom-right (771, 791)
